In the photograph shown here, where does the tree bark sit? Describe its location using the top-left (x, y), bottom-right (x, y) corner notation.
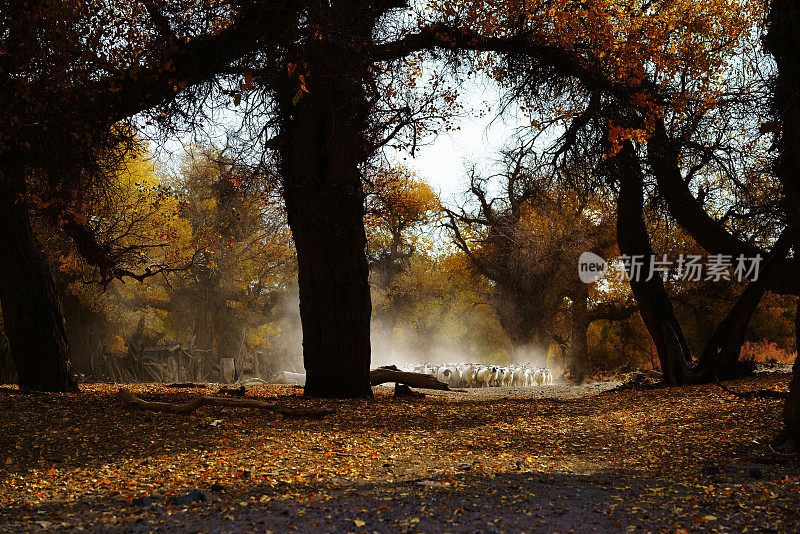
top-left (193, 290), bottom-right (215, 353)
top-left (0, 176), bottom-right (77, 392)
top-left (0, 317), bottom-right (15, 384)
top-left (495, 290), bottom-right (552, 359)
top-left (612, 142), bottom-right (692, 384)
top-left (276, 8), bottom-right (376, 398)
top-left (192, 288), bottom-right (217, 379)
top-left (694, 228), bottom-right (795, 381)
top-left (567, 283), bottom-right (591, 382)
top-left (764, 0), bottom-right (800, 448)
top-left (778, 301), bottom-right (800, 450)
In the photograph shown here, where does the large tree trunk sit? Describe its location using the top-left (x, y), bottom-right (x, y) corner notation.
top-left (612, 142), bottom-right (692, 384)
top-left (567, 283), bottom-right (591, 382)
top-left (763, 0), bottom-right (800, 233)
top-left (0, 177), bottom-right (77, 392)
top-left (694, 229), bottom-right (794, 381)
top-left (765, 0), bottom-right (800, 448)
top-left (282, 121), bottom-right (372, 398)
top-left (513, 319), bottom-right (552, 363)
top-left (496, 291), bottom-right (552, 360)
top-left (0, 316), bottom-right (15, 384)
top-left (193, 289), bottom-right (215, 353)
top-left (520, 326), bottom-right (552, 361)
top-left (779, 301), bottom-right (800, 450)
top-left (276, 9), bottom-right (376, 398)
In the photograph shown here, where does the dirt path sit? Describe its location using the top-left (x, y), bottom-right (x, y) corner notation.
top-left (1, 375), bottom-right (798, 533)
top-left (396, 380), bottom-right (622, 401)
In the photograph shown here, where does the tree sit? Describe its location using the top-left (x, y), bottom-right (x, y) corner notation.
top-left (234, 0), bottom-right (533, 396)
top-left (34, 145), bottom-right (192, 375)
top-left (466, 0), bottom-right (795, 383)
top-left (444, 145), bottom-right (633, 377)
top-left (763, 0), bottom-right (800, 449)
top-left (610, 140), bottom-right (694, 384)
top-left (33, 146), bottom-right (297, 382)
top-left (0, 0), bottom-right (301, 390)
top-left (231, 0), bottom-right (690, 396)
top-left (160, 151), bottom-right (295, 373)
top-left (185, 0), bottom-right (763, 395)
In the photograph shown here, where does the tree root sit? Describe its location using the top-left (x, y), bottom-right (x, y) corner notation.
top-left (117, 388), bottom-right (335, 418)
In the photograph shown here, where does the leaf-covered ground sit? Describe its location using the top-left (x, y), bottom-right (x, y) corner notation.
top-left (1, 374), bottom-right (798, 533)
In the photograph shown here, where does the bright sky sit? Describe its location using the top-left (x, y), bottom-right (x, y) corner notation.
top-left (384, 79), bottom-right (530, 207)
top-left (387, 115), bottom-right (519, 203)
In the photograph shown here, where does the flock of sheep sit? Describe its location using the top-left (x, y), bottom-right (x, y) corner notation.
top-left (403, 363), bottom-right (555, 388)
top-left (270, 363), bottom-right (556, 388)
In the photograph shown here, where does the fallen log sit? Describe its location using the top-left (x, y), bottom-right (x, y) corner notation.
top-left (369, 366), bottom-right (450, 391)
top-left (117, 388), bottom-right (335, 418)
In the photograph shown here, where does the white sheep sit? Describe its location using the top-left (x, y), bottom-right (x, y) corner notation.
top-left (544, 369), bottom-right (554, 385)
top-left (461, 364), bottom-right (476, 387)
top-left (501, 367), bottom-right (514, 386)
top-left (475, 366), bottom-right (493, 388)
top-left (533, 368), bottom-right (545, 386)
top-left (512, 367), bottom-right (525, 386)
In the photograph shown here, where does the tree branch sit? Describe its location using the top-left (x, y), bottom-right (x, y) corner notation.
top-left (118, 388), bottom-right (336, 418)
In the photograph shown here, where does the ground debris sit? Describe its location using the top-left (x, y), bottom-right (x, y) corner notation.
top-left (0, 374), bottom-right (798, 533)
